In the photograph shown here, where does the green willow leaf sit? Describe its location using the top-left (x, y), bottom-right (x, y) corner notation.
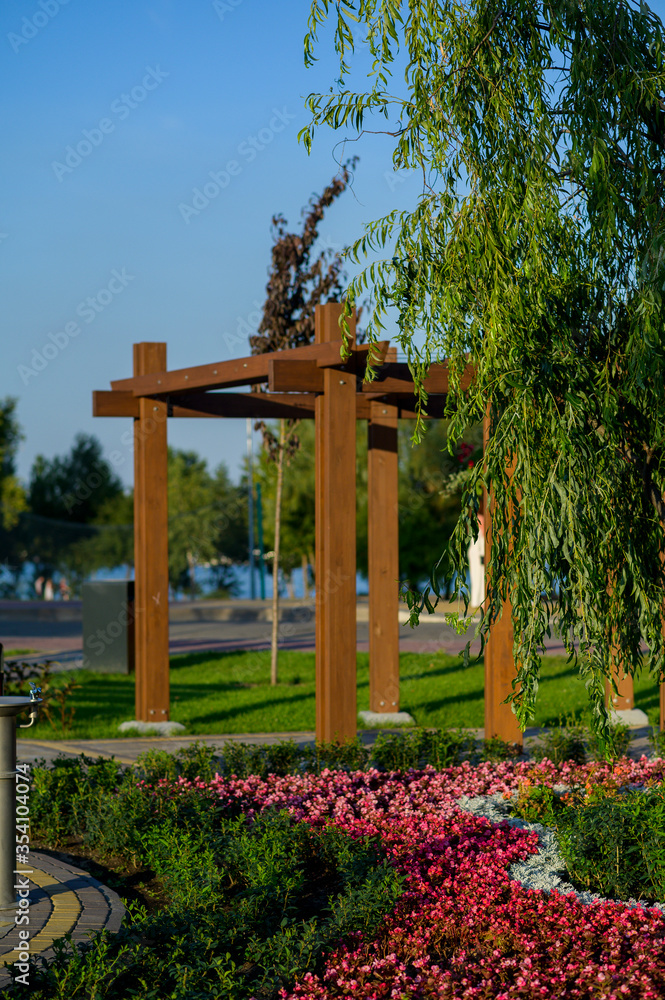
top-left (303, 0), bottom-right (665, 731)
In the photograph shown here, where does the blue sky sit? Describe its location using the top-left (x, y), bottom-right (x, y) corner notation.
top-left (2, 0), bottom-right (665, 490)
top-left (1, 0), bottom-right (422, 488)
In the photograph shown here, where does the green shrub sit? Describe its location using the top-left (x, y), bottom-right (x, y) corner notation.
top-left (17, 793), bottom-right (405, 1000)
top-left (135, 740), bottom-right (221, 783)
top-left (527, 713), bottom-right (630, 766)
top-left (531, 715), bottom-right (587, 765)
top-left (512, 780), bottom-right (665, 905)
top-left (511, 783), bottom-right (564, 825)
top-left (586, 719), bottom-right (630, 762)
top-left (478, 735), bottom-right (523, 764)
top-left (553, 785), bottom-right (665, 903)
top-left (306, 737), bottom-right (371, 774)
top-left (372, 727), bottom-right (472, 771)
top-left (651, 727), bottom-right (665, 759)
top-left (216, 729), bottom-right (476, 778)
top-left (31, 755), bottom-right (125, 846)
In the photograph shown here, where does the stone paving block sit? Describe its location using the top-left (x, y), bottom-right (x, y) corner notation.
top-left (0, 852), bottom-right (125, 990)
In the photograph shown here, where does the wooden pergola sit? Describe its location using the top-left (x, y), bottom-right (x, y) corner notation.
top-left (93, 301), bottom-right (648, 743)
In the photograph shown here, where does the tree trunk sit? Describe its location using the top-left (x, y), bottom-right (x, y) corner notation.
top-left (301, 552), bottom-right (309, 599)
top-left (186, 551), bottom-right (196, 599)
top-left (270, 420), bottom-right (287, 685)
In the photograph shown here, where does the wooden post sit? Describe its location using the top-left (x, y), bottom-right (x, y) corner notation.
top-left (368, 401), bottom-right (400, 711)
top-left (133, 342), bottom-right (170, 722)
top-left (483, 406), bottom-right (522, 745)
top-left (315, 303), bottom-right (357, 742)
top-left (605, 667), bottom-right (635, 712)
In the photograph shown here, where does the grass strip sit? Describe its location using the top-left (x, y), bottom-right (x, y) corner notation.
top-left (13, 649), bottom-right (661, 740)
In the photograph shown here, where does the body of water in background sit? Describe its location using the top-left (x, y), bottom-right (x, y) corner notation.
top-left (92, 566), bottom-right (368, 600)
top-left (97, 563), bottom-right (369, 601)
top-left (2, 562), bottom-right (466, 602)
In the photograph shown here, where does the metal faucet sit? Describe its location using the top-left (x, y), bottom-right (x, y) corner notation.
top-left (19, 683), bottom-right (42, 728)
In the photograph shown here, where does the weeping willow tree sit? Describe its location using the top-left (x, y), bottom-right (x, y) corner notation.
top-left (301, 0), bottom-right (665, 728)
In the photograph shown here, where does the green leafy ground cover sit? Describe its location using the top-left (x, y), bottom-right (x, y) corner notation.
top-left (18, 746), bottom-right (405, 999)
top-left (12, 650), bottom-right (661, 740)
top-left (513, 781), bottom-right (665, 904)
top-left (12, 737), bottom-right (665, 998)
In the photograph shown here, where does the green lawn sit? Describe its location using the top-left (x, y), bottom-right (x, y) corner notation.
top-left (19, 649), bottom-right (662, 741)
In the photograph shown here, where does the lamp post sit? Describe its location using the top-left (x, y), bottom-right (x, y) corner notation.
top-left (256, 481), bottom-right (266, 600)
top-left (246, 417), bottom-right (256, 600)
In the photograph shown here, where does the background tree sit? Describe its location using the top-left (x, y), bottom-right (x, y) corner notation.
top-left (302, 0), bottom-right (665, 728)
top-left (0, 399), bottom-right (27, 596)
top-left (25, 433), bottom-right (125, 591)
top-left (76, 492), bottom-right (134, 583)
top-left (250, 160), bottom-right (358, 685)
top-left (373, 420), bottom-right (481, 593)
top-left (257, 417), bottom-right (471, 595)
top-left (254, 423), bottom-right (316, 597)
top-left (0, 398), bottom-right (26, 530)
top-left (167, 449), bottom-right (247, 598)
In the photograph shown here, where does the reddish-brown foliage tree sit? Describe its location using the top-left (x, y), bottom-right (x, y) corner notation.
top-left (250, 159), bottom-right (358, 684)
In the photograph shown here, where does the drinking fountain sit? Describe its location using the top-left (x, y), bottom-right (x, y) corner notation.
top-left (0, 665), bottom-right (41, 911)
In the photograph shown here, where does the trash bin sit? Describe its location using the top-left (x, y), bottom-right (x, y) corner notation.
top-left (82, 581), bottom-right (135, 674)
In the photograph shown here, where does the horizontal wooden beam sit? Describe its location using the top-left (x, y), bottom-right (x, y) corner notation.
top-left (94, 388), bottom-right (450, 420)
top-left (95, 390), bottom-right (318, 420)
top-left (179, 391), bottom-right (315, 419)
top-left (110, 341), bottom-right (345, 397)
top-left (93, 390), bottom-right (140, 417)
top-left (270, 360), bottom-right (476, 396)
top-left (362, 361), bottom-right (476, 394)
top-left (316, 340), bottom-right (390, 369)
top-left (269, 359), bottom-right (324, 393)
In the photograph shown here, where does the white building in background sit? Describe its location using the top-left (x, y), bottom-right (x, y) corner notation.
top-left (468, 515), bottom-right (485, 607)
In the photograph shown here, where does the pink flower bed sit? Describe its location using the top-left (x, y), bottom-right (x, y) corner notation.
top-left (146, 757), bottom-right (665, 999)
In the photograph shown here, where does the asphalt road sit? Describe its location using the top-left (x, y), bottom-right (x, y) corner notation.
top-left (2, 614), bottom-right (479, 665)
top-left (0, 599), bottom-right (577, 666)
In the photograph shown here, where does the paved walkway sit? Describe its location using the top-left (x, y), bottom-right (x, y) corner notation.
top-left (17, 724), bottom-right (657, 768)
top-left (0, 855), bottom-right (124, 990)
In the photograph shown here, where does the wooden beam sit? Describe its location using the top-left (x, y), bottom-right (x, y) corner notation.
top-left (271, 359), bottom-right (476, 395)
top-left (483, 406), bottom-right (522, 746)
top-left (94, 387), bottom-right (449, 421)
top-left (362, 362), bottom-right (475, 394)
top-left (605, 668), bottom-right (635, 712)
top-left (368, 401), bottom-right (400, 712)
top-left (169, 391), bottom-right (316, 420)
top-left (111, 341), bottom-right (344, 397)
top-left (95, 389), bottom-right (317, 419)
top-left (93, 390), bottom-right (140, 417)
top-left (269, 359), bottom-right (324, 393)
top-left (316, 340), bottom-right (390, 368)
top-left (133, 343), bottom-right (170, 724)
top-left (315, 303), bottom-right (358, 742)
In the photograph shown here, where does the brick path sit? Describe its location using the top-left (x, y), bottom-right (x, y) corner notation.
top-left (0, 854), bottom-right (124, 989)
